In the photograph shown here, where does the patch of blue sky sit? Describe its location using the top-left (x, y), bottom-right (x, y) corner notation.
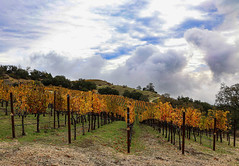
top-left (136, 12), bottom-right (163, 26)
top-left (110, 0), bottom-right (148, 19)
top-left (93, 0), bottom-right (148, 20)
top-left (115, 24), bottom-right (131, 34)
top-left (193, 4), bottom-right (218, 13)
top-left (115, 24), bottom-right (148, 36)
top-left (140, 36), bottom-right (164, 45)
top-left (93, 0), bottom-right (165, 45)
top-left (133, 26), bottom-right (148, 34)
top-left (172, 14), bottom-right (224, 38)
top-left (114, 16), bottom-right (164, 44)
top-left (136, 17), bottom-right (157, 27)
top-left (184, 16), bottom-right (223, 30)
top-left (96, 46), bottom-right (136, 60)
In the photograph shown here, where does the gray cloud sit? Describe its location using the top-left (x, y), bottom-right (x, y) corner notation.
top-left (215, 0), bottom-right (239, 30)
top-left (184, 28), bottom-right (239, 78)
top-left (29, 51), bottom-right (106, 80)
top-left (126, 45), bottom-right (157, 69)
top-left (106, 45), bottom-right (197, 95)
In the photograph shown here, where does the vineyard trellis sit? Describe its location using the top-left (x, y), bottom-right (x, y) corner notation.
top-left (0, 81), bottom-right (136, 153)
top-left (138, 101), bottom-right (236, 152)
top-left (0, 80), bottom-right (237, 154)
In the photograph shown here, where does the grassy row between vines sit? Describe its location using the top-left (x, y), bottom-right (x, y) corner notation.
top-left (0, 106), bottom-right (145, 154)
top-left (144, 123), bottom-right (239, 156)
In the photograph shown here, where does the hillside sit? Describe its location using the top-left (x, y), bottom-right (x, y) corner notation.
top-left (1, 75), bottom-right (160, 102)
top-left (86, 79), bottom-right (112, 86)
top-left (1, 74), bottom-right (34, 85)
top-left (99, 85), bottom-right (160, 101)
top-left (87, 79), bottom-right (161, 101)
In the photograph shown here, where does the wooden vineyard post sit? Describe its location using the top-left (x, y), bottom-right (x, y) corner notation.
top-left (50, 104), bottom-right (53, 116)
top-left (88, 113), bottom-right (91, 132)
top-left (10, 93), bottom-right (15, 138)
top-left (127, 107), bottom-right (130, 153)
top-left (98, 113), bottom-right (100, 128)
top-left (213, 118), bottom-right (216, 151)
top-left (5, 101), bottom-right (8, 115)
top-left (53, 91), bottom-right (56, 129)
top-left (67, 94), bottom-right (71, 144)
top-left (182, 112), bottom-right (185, 155)
top-left (91, 95), bottom-right (94, 130)
top-left (171, 121), bottom-right (173, 144)
top-left (234, 119), bottom-right (236, 147)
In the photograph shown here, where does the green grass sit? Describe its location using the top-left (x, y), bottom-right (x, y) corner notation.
top-left (0, 106), bottom-right (146, 154)
top-left (130, 123), bottom-right (146, 153)
top-left (0, 108), bottom-right (66, 142)
top-left (142, 124), bottom-right (239, 155)
top-left (72, 121), bottom-right (128, 152)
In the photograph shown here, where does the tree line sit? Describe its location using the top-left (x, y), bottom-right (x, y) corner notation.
top-left (0, 65), bottom-right (96, 91)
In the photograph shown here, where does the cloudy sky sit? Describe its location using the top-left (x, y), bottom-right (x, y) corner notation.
top-left (1, 0), bottom-right (239, 104)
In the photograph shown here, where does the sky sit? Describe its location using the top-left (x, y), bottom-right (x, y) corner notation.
top-left (0, 0), bottom-right (239, 104)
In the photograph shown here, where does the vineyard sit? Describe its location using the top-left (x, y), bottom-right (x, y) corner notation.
top-left (0, 80), bottom-right (238, 157)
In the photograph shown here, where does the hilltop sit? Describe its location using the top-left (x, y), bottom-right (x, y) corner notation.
top-left (86, 79), bottom-right (160, 102)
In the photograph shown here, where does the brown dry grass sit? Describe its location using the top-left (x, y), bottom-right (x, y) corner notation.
top-left (1, 124), bottom-right (239, 166)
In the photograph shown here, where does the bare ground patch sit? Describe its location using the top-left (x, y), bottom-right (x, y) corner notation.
top-left (1, 125), bottom-right (239, 166)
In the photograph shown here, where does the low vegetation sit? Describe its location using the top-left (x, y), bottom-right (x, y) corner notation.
top-left (98, 87), bottom-right (120, 95)
top-left (123, 90), bottom-right (149, 102)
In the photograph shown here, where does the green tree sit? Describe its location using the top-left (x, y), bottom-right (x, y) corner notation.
top-left (123, 90), bottom-right (131, 98)
top-left (143, 83), bottom-right (156, 93)
top-left (16, 68), bottom-right (29, 79)
top-left (30, 69), bottom-right (42, 80)
top-left (41, 73), bottom-right (53, 86)
top-left (72, 79), bottom-right (96, 91)
top-left (123, 90), bottom-right (149, 102)
top-left (52, 75), bottom-right (71, 88)
top-left (215, 83), bottom-right (239, 120)
top-left (136, 85), bottom-right (141, 90)
top-left (139, 95), bottom-right (149, 102)
top-left (0, 66), bottom-right (4, 77)
top-left (98, 87), bottom-right (119, 95)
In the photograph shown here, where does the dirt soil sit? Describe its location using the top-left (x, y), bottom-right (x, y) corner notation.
top-left (1, 127), bottom-right (239, 166)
